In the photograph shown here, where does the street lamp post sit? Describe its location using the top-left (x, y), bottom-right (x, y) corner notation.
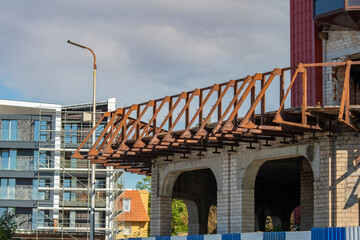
top-left (67, 40), bottom-right (97, 240)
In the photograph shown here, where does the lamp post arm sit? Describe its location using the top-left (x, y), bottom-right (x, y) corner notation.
top-left (85, 47), bottom-right (97, 69)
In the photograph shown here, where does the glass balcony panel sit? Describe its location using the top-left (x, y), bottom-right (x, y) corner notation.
top-left (314, 0), bottom-right (344, 16)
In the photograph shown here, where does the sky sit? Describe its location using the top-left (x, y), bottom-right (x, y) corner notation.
top-left (0, 0), bottom-right (290, 188)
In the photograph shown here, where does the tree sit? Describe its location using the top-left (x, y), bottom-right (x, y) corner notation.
top-left (135, 176), bottom-right (151, 192)
top-left (171, 199), bottom-right (188, 235)
top-left (0, 209), bottom-right (18, 240)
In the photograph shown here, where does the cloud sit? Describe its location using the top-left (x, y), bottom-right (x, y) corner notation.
top-left (0, 0), bottom-right (290, 106)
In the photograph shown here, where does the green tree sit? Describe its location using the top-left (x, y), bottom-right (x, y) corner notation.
top-left (135, 176), bottom-right (151, 191)
top-left (171, 199), bottom-right (188, 235)
top-left (0, 209), bottom-right (18, 240)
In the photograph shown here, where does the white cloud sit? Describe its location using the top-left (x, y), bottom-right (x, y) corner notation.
top-left (0, 0), bottom-right (290, 106)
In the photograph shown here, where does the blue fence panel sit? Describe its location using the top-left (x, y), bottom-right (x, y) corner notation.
top-left (312, 228), bottom-right (326, 240)
top-left (345, 227), bottom-right (360, 240)
top-left (221, 233), bottom-right (241, 240)
top-left (312, 227), bottom-right (346, 240)
top-left (188, 235), bottom-right (205, 240)
top-left (325, 227), bottom-right (345, 240)
top-left (156, 236), bottom-right (171, 240)
top-left (263, 232), bottom-right (286, 240)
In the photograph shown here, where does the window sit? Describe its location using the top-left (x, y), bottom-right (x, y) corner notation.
top-left (95, 179), bottom-right (105, 188)
top-left (37, 210), bottom-right (50, 227)
top-left (95, 124), bottom-right (105, 144)
top-left (124, 222), bottom-right (132, 235)
top-left (0, 179), bottom-right (15, 199)
top-left (33, 179), bottom-right (50, 200)
top-left (34, 120), bottom-right (47, 142)
top-left (65, 123), bottom-right (78, 143)
top-left (32, 179), bottom-right (38, 200)
top-left (123, 198), bottom-right (131, 212)
top-left (1, 150), bottom-right (17, 170)
top-left (34, 151), bottom-right (48, 169)
top-left (1, 120), bottom-right (17, 141)
top-left (63, 179), bottom-right (76, 201)
top-left (0, 208), bottom-right (14, 217)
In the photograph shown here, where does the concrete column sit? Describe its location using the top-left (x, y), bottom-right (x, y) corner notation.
top-left (197, 200), bottom-right (210, 234)
top-left (301, 160), bottom-right (314, 230)
top-left (217, 153), bottom-right (242, 234)
top-left (150, 196), bottom-right (172, 236)
top-left (150, 165), bottom-right (172, 236)
top-left (241, 188), bottom-right (255, 232)
top-left (183, 200), bottom-right (199, 235)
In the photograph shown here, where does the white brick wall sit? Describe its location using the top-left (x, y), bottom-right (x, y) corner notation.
top-left (322, 31), bottom-right (360, 106)
top-left (150, 131), bottom-right (360, 234)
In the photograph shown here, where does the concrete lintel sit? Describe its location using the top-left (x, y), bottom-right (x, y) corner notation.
top-left (158, 157), bottom-right (222, 197)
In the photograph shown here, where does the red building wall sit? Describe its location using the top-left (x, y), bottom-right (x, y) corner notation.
top-left (290, 0), bottom-right (322, 107)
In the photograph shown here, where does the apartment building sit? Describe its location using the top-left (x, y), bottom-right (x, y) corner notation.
top-left (0, 98), bottom-right (124, 240)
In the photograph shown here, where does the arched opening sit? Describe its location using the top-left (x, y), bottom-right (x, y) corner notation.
top-left (172, 168), bottom-right (217, 235)
top-left (254, 157), bottom-right (314, 231)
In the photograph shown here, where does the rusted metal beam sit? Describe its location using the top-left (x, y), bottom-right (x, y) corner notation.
top-left (72, 61), bottom-right (360, 175)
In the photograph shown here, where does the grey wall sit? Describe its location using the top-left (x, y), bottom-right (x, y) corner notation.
top-left (16, 179), bottom-right (33, 200)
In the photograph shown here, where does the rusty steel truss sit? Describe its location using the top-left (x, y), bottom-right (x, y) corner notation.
top-left (73, 61), bottom-right (360, 175)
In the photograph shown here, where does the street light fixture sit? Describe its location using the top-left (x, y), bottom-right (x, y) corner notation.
top-left (67, 40), bottom-right (97, 240)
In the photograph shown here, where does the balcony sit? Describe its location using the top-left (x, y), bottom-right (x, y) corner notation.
top-left (314, 0), bottom-right (360, 30)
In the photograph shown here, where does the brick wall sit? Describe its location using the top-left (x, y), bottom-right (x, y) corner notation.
top-left (217, 153), bottom-right (242, 234)
top-left (301, 159), bottom-right (314, 230)
top-left (314, 132), bottom-right (360, 228)
top-left (151, 130), bottom-right (360, 235)
top-left (322, 31), bottom-right (360, 106)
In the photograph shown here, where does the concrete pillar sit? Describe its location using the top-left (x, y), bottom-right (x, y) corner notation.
top-left (197, 200), bottom-right (211, 234)
top-left (150, 196), bottom-right (172, 236)
top-left (241, 188), bottom-right (255, 232)
top-left (150, 165), bottom-right (172, 236)
top-left (301, 159), bottom-right (314, 230)
top-left (183, 200), bottom-right (199, 235)
top-left (217, 153), bottom-right (242, 234)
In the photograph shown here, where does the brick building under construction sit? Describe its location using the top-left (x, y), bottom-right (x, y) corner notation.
top-left (74, 0), bottom-right (360, 236)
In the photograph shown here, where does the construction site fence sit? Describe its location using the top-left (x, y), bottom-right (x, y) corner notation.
top-left (125, 227), bottom-right (360, 240)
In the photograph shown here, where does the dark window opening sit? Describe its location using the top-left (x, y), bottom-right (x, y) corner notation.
top-left (350, 59), bottom-right (360, 105)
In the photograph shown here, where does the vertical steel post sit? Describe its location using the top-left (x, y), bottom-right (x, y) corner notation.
top-left (67, 40), bottom-right (97, 240)
top-left (91, 64), bottom-right (96, 240)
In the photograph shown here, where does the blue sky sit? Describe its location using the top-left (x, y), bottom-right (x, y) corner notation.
top-left (0, 0), bottom-right (290, 188)
top-left (124, 172), bottom-right (144, 189)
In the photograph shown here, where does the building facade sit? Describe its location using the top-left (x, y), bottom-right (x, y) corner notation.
top-left (0, 98), bottom-right (123, 239)
top-left (116, 190), bottom-right (149, 239)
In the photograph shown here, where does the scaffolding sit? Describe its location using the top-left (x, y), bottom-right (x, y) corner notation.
top-left (30, 103), bottom-right (124, 240)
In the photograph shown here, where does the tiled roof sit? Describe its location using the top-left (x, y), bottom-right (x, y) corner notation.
top-left (118, 190), bottom-right (149, 222)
